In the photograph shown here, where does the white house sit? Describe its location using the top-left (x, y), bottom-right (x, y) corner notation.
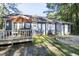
top-left (2, 14), bottom-right (72, 36)
top-left (0, 14), bottom-right (72, 45)
top-left (32, 17), bottom-right (72, 36)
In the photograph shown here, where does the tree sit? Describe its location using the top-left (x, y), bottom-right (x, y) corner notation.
top-left (44, 3), bottom-right (60, 19)
top-left (0, 3), bottom-right (21, 29)
top-left (45, 3), bottom-right (79, 35)
top-left (0, 3), bottom-right (9, 29)
top-left (5, 3), bottom-right (21, 14)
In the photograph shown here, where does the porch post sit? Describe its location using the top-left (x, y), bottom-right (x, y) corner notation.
top-left (12, 21), bottom-right (14, 36)
top-left (45, 23), bottom-right (46, 35)
top-left (3, 19), bottom-right (6, 39)
top-left (55, 22), bottom-right (57, 35)
top-left (62, 23), bottom-right (64, 35)
top-left (4, 19), bottom-right (6, 30)
top-left (41, 23), bottom-right (42, 35)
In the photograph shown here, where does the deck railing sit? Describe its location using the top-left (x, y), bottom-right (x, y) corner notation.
top-left (13, 29), bottom-right (32, 39)
top-left (0, 29), bottom-right (32, 40)
top-left (0, 30), bottom-right (11, 39)
top-left (0, 31), bottom-right (3, 39)
top-left (4, 30), bottom-right (12, 39)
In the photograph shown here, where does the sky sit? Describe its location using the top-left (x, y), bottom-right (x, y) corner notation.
top-left (17, 3), bottom-right (48, 16)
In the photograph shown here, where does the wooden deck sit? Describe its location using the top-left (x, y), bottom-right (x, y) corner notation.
top-left (0, 38), bottom-right (32, 45)
top-left (0, 29), bottom-right (32, 45)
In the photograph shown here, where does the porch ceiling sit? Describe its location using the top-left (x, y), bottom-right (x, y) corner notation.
top-left (10, 16), bottom-right (32, 23)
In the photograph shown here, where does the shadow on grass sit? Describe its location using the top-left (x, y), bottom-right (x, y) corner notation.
top-left (24, 45), bottom-right (55, 56)
top-left (33, 36), bottom-right (56, 56)
top-left (42, 36), bottom-right (79, 56)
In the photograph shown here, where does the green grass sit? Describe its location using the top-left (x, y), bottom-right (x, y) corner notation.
top-left (33, 35), bottom-right (79, 56)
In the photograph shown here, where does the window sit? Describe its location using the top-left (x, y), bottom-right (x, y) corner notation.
top-left (24, 23), bottom-right (31, 28)
top-left (19, 23), bottom-right (24, 29)
top-left (6, 21), bottom-right (12, 30)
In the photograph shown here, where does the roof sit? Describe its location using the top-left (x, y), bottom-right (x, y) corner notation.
top-left (6, 16), bottom-right (32, 23)
top-left (2, 13), bottom-right (72, 24)
top-left (45, 18), bottom-right (73, 24)
top-left (12, 16), bottom-right (32, 23)
top-left (56, 21), bottom-right (73, 24)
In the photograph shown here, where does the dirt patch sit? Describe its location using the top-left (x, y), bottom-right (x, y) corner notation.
top-left (0, 47), bottom-right (7, 51)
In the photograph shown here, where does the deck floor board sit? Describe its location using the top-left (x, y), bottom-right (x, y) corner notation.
top-left (0, 35), bottom-right (32, 45)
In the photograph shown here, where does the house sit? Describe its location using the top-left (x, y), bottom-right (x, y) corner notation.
top-left (0, 14), bottom-right (72, 44)
top-left (2, 14), bottom-right (72, 36)
top-left (31, 15), bottom-right (72, 36)
top-left (0, 14), bottom-right (32, 45)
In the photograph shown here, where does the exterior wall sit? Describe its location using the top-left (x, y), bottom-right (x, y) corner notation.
top-left (32, 23), bottom-right (55, 35)
top-left (13, 23), bottom-right (32, 30)
top-left (32, 23), bottom-right (45, 35)
top-left (55, 23), bottom-right (71, 35)
top-left (46, 23), bottom-right (50, 34)
top-left (51, 24), bottom-right (55, 34)
top-left (61, 24), bottom-right (65, 35)
top-left (46, 23), bottom-right (55, 35)
top-left (32, 23), bottom-right (38, 35)
top-left (14, 23), bottom-right (24, 30)
top-left (42, 23), bottom-right (46, 35)
top-left (64, 24), bottom-right (71, 35)
top-left (6, 21), bottom-right (71, 36)
top-left (56, 23), bottom-right (62, 35)
top-left (68, 24), bottom-right (71, 34)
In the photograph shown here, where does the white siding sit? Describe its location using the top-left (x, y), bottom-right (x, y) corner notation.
top-left (46, 23), bottom-right (55, 34)
top-left (64, 24), bottom-right (68, 35)
top-left (61, 25), bottom-right (65, 35)
top-left (17, 23), bottom-right (20, 30)
top-left (56, 23), bottom-right (62, 35)
top-left (32, 23), bottom-right (71, 35)
top-left (42, 24), bottom-right (45, 35)
top-left (16, 23), bottom-right (24, 30)
top-left (51, 24), bottom-right (55, 34)
top-left (32, 23), bottom-right (37, 35)
top-left (46, 23), bottom-right (50, 34)
top-left (64, 24), bottom-right (71, 35)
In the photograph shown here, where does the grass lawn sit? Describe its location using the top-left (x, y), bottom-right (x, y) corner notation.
top-left (33, 35), bottom-right (79, 56)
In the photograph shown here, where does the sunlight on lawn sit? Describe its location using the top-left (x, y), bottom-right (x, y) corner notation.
top-left (33, 35), bottom-right (79, 56)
